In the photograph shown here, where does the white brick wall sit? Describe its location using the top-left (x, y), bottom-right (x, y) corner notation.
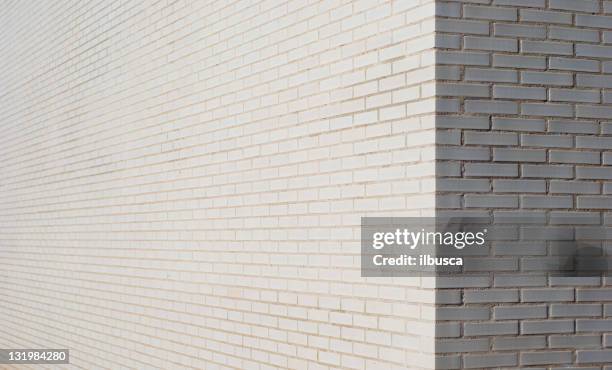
top-left (0, 1), bottom-right (437, 369)
top-left (436, 1), bottom-right (612, 368)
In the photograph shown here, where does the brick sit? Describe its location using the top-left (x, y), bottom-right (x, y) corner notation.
top-left (520, 9), bottom-right (573, 24)
top-left (464, 36), bottom-right (518, 52)
top-left (464, 321), bottom-right (518, 336)
top-left (438, 178), bottom-right (492, 192)
top-left (549, 27), bottom-right (600, 42)
top-left (465, 195), bottom-right (518, 208)
top-left (437, 19), bottom-right (490, 35)
top-left (494, 23), bottom-right (546, 38)
top-left (465, 68), bottom-right (518, 83)
top-left (492, 117), bottom-right (546, 132)
top-left (552, 304), bottom-right (603, 318)
top-left (465, 100), bottom-right (518, 114)
top-left (435, 2), bottom-right (462, 17)
top-left (493, 0), bottom-right (545, 7)
top-left (577, 45), bottom-right (612, 59)
top-left (493, 336), bottom-right (546, 351)
top-left (437, 116), bottom-right (490, 129)
top-left (433, 276), bottom-right (491, 289)
top-left (436, 147), bottom-right (491, 160)
top-left (522, 71), bottom-right (573, 86)
top-left (577, 289), bottom-right (612, 301)
top-left (521, 351), bottom-right (572, 366)
top-left (576, 136), bottom-right (612, 149)
top-left (577, 350), bottom-right (612, 363)
top-left (578, 196), bottom-right (612, 209)
top-left (463, 257), bottom-right (519, 272)
top-left (493, 179), bottom-right (546, 193)
top-left (464, 131), bottom-right (518, 145)
top-left (493, 305), bottom-right (547, 320)
top-left (436, 338), bottom-right (490, 353)
top-left (493, 148), bottom-right (546, 162)
top-left (577, 319), bottom-right (612, 332)
top-left (577, 167), bottom-right (612, 180)
top-left (494, 209), bottom-right (546, 223)
top-left (521, 165), bottom-right (573, 178)
top-left (550, 57), bottom-right (600, 73)
top-left (521, 40), bottom-right (573, 55)
top-left (521, 134), bottom-right (573, 148)
top-left (522, 288), bottom-right (575, 302)
top-left (576, 14), bottom-right (612, 28)
top-left (465, 163), bottom-right (518, 177)
top-left (437, 83), bottom-right (490, 98)
top-left (493, 54), bottom-right (546, 69)
top-left (521, 103), bottom-right (574, 117)
top-left (577, 74), bottom-right (612, 88)
top-left (494, 274), bottom-right (547, 287)
top-left (521, 320), bottom-right (575, 334)
top-left (550, 180), bottom-right (600, 194)
top-left (463, 353), bottom-right (517, 368)
top-left (551, 89), bottom-right (601, 103)
top-left (549, 120), bottom-right (599, 134)
top-left (464, 5), bottom-right (517, 21)
top-left (437, 51), bottom-right (490, 66)
top-left (550, 335), bottom-right (603, 349)
top-left (521, 195), bottom-right (573, 209)
top-left (577, 105), bottom-right (612, 119)
top-left (493, 85), bottom-right (546, 100)
top-left (550, 0), bottom-right (600, 12)
top-left (436, 307), bottom-right (491, 321)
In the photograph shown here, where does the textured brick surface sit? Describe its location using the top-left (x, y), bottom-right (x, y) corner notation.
top-left (435, 1), bottom-right (612, 368)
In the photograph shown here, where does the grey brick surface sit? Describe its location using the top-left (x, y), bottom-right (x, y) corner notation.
top-left (520, 9), bottom-right (573, 24)
top-left (464, 5), bottom-right (517, 21)
top-left (551, 304), bottom-right (603, 318)
top-left (493, 85), bottom-right (546, 100)
top-left (465, 163), bottom-right (518, 177)
top-left (465, 100), bottom-right (518, 114)
top-left (494, 24), bottom-right (546, 38)
top-left (464, 36), bottom-right (518, 52)
top-left (465, 68), bottom-right (518, 83)
top-left (576, 350), bottom-right (612, 363)
top-left (520, 351), bottom-right (572, 366)
top-left (521, 320), bottom-right (574, 334)
top-left (494, 54), bottom-right (546, 69)
top-left (493, 179), bottom-right (546, 193)
top-left (550, 57), bottom-right (600, 72)
top-left (492, 336), bottom-right (545, 350)
top-left (463, 353), bottom-right (518, 369)
top-left (432, 2), bottom-right (612, 368)
top-left (521, 288), bottom-right (575, 302)
top-left (550, 0), bottom-right (600, 12)
top-left (549, 335), bottom-right (603, 349)
top-left (464, 321), bottom-right (518, 336)
top-left (463, 353), bottom-right (517, 369)
top-left (493, 305), bottom-right (547, 320)
top-left (492, 117), bottom-right (546, 132)
top-left (436, 338), bottom-right (490, 353)
top-left (550, 151), bottom-right (601, 164)
top-left (522, 71), bottom-right (573, 86)
top-left (521, 165), bottom-right (573, 179)
top-left (521, 40), bottom-right (573, 55)
top-left (550, 180), bottom-right (600, 194)
top-left (493, 148), bottom-right (546, 162)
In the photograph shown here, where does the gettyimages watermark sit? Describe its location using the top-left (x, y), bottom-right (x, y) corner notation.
top-left (361, 217), bottom-right (612, 277)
